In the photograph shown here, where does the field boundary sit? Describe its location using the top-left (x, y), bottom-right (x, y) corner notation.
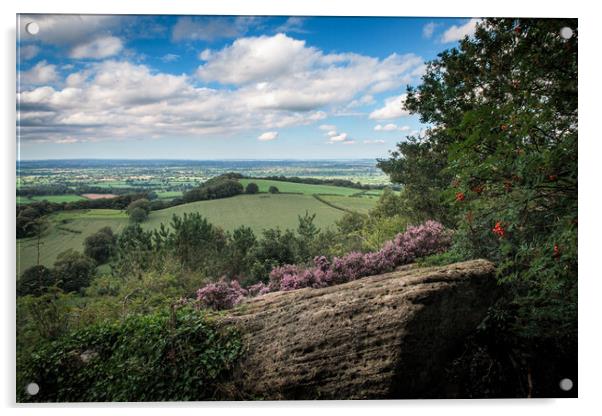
top-left (312, 194), bottom-right (355, 214)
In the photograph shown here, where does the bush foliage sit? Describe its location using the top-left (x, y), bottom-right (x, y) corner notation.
top-left (18, 307), bottom-right (243, 402)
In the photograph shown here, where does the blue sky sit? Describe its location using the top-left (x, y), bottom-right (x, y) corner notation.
top-left (17, 15), bottom-right (480, 160)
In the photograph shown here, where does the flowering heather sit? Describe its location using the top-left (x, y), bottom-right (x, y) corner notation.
top-left (196, 220), bottom-right (451, 309)
top-left (196, 279), bottom-right (247, 310)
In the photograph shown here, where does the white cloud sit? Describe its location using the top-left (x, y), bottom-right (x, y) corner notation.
top-left (441, 19), bottom-right (481, 43)
top-left (275, 17), bottom-right (307, 34)
top-left (197, 33), bottom-right (424, 111)
top-left (55, 137), bottom-right (80, 144)
top-left (20, 44), bottom-right (40, 60)
top-left (17, 60), bottom-right (329, 143)
top-left (423, 22), bottom-right (437, 39)
top-left (363, 139), bottom-right (385, 144)
top-left (70, 36), bottom-right (123, 59)
top-left (320, 126), bottom-right (355, 145)
top-left (369, 94), bottom-right (410, 120)
top-left (319, 124), bottom-right (336, 131)
top-left (197, 34), bottom-right (320, 85)
top-left (258, 131), bottom-right (279, 141)
top-left (161, 53), bottom-right (180, 63)
top-left (21, 60), bottom-right (58, 85)
top-left (374, 123), bottom-right (411, 132)
top-left (329, 133), bottom-right (348, 142)
top-left (17, 34), bottom-right (426, 144)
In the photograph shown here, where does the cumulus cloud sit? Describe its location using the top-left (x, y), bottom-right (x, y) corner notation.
top-left (363, 139), bottom-right (385, 144)
top-left (70, 36), bottom-right (123, 59)
top-left (197, 33), bottom-right (424, 111)
top-left (20, 44), bottom-right (40, 60)
top-left (17, 60), bottom-right (328, 143)
top-left (17, 33), bottom-right (425, 144)
top-left (441, 18), bottom-right (481, 43)
top-left (161, 53), bottom-right (180, 63)
top-left (275, 17), bottom-right (307, 34)
top-left (197, 34), bottom-right (319, 85)
top-left (422, 22), bottom-right (437, 39)
top-left (369, 94), bottom-right (410, 120)
top-left (319, 126), bottom-right (355, 145)
top-left (374, 123), bottom-right (411, 132)
top-left (258, 131), bottom-right (279, 141)
top-left (21, 61), bottom-right (58, 85)
top-left (319, 124), bottom-right (336, 131)
top-left (329, 133), bottom-right (348, 142)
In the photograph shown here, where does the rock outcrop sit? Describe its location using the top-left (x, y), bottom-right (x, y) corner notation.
top-left (225, 259), bottom-right (498, 400)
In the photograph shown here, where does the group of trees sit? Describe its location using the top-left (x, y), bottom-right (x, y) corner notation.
top-left (126, 198), bottom-right (151, 223)
top-left (16, 193), bottom-right (149, 238)
top-left (254, 175), bottom-right (399, 191)
top-left (17, 249), bottom-right (97, 296)
top-left (182, 174), bottom-right (244, 203)
top-left (378, 18), bottom-right (577, 396)
top-left (17, 184), bottom-right (147, 198)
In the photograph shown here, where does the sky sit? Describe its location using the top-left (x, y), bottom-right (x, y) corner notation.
top-left (16, 15), bottom-right (480, 160)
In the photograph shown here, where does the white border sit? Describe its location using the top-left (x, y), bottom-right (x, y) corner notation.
top-left (2, 1), bottom-right (600, 415)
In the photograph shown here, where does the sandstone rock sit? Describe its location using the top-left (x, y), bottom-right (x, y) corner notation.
top-left (225, 259), bottom-right (498, 400)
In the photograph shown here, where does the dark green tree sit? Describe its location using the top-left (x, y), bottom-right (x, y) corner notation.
top-left (245, 182), bottom-right (259, 194)
top-left (83, 227), bottom-right (116, 264)
top-left (128, 207), bottom-right (148, 223)
top-left (17, 265), bottom-right (56, 296)
top-left (378, 18), bottom-right (577, 391)
top-left (53, 249), bottom-right (96, 293)
top-left (127, 199), bottom-right (150, 223)
top-left (268, 185), bottom-right (280, 194)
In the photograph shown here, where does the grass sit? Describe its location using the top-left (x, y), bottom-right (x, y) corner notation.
top-left (17, 209), bottom-right (130, 276)
top-left (318, 195), bottom-right (378, 214)
top-left (142, 193), bottom-right (346, 232)
top-left (239, 179), bottom-right (361, 196)
top-left (155, 191), bottom-right (183, 200)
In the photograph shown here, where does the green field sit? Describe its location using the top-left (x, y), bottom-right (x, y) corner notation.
top-left (17, 192), bottom-right (378, 275)
top-left (319, 195), bottom-right (380, 214)
top-left (17, 209), bottom-right (131, 275)
top-left (239, 179), bottom-right (361, 196)
top-left (155, 191), bottom-right (183, 199)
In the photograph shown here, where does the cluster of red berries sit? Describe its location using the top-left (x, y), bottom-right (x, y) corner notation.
top-left (492, 222), bottom-right (505, 237)
top-left (553, 244), bottom-right (560, 258)
top-left (455, 192), bottom-right (465, 202)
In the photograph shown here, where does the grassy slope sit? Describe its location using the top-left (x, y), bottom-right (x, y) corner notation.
top-left (17, 193), bottom-right (377, 274)
top-left (318, 195), bottom-right (380, 214)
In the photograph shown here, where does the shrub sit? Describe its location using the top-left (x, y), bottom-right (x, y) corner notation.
top-left (53, 249), bottom-right (96, 293)
top-left (268, 186), bottom-right (279, 194)
top-left (17, 265), bottom-right (56, 296)
top-left (196, 279), bottom-right (247, 310)
top-left (129, 206), bottom-right (148, 223)
top-left (83, 227), bottom-right (116, 264)
top-left (17, 307), bottom-right (243, 402)
top-left (245, 182), bottom-right (259, 194)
